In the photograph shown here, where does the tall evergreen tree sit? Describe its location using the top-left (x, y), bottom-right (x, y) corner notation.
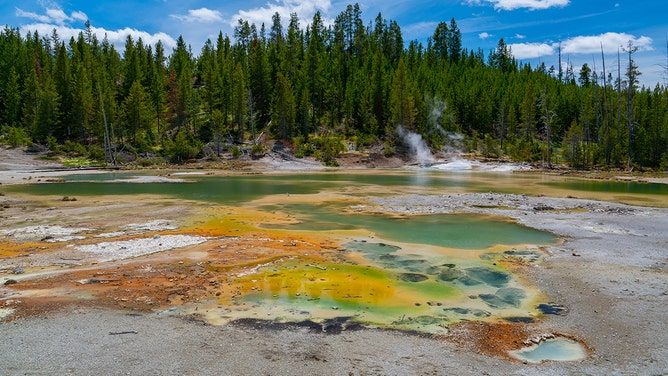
top-left (272, 72), bottom-right (295, 140)
top-left (122, 80), bottom-right (152, 144)
top-left (33, 73), bottom-right (61, 142)
top-left (389, 59), bottom-right (417, 131)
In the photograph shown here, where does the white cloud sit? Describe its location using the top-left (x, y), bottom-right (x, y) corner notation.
top-left (45, 8), bottom-right (71, 25)
top-left (479, 32), bottom-right (492, 39)
top-left (231, 0), bottom-right (332, 28)
top-left (20, 23), bottom-right (177, 51)
top-left (561, 32), bottom-right (653, 54)
top-left (508, 32), bottom-right (653, 60)
top-left (509, 42), bottom-right (555, 58)
top-left (15, 8), bottom-right (52, 23)
top-left (17, 7), bottom-right (88, 25)
top-left (170, 8), bottom-right (224, 23)
top-left (71, 11), bottom-right (89, 22)
top-left (98, 27), bottom-right (177, 50)
top-left (16, 5), bottom-right (175, 51)
top-left (515, 33), bottom-right (526, 39)
top-left (467, 0), bottom-right (570, 11)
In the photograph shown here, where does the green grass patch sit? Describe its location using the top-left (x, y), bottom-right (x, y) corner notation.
top-left (61, 157), bottom-right (105, 168)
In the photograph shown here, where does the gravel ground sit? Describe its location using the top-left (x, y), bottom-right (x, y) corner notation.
top-left (1, 147), bottom-right (667, 375)
top-left (1, 193), bottom-right (666, 375)
top-left (370, 193), bottom-right (668, 375)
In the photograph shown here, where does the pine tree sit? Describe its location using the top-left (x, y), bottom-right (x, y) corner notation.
top-left (623, 41), bottom-right (640, 168)
top-left (447, 18), bottom-right (462, 63)
top-left (231, 62), bottom-right (247, 141)
top-left (167, 36), bottom-right (194, 134)
top-left (272, 72), bottom-right (295, 141)
top-left (248, 30), bottom-right (271, 128)
top-left (53, 41), bottom-right (73, 139)
top-left (304, 11), bottom-right (326, 127)
top-left (151, 41), bottom-right (167, 134)
top-left (122, 80), bottom-right (152, 144)
top-left (4, 67), bottom-right (22, 128)
top-left (431, 21), bottom-right (450, 61)
top-left (389, 59), bottom-right (417, 131)
top-left (33, 73), bottom-right (61, 142)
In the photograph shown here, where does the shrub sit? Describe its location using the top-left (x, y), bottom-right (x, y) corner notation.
top-left (164, 130), bottom-right (201, 163)
top-left (1, 125), bottom-right (31, 147)
top-left (63, 140), bottom-right (87, 156)
top-left (660, 155), bottom-right (668, 171)
top-left (312, 135), bottom-right (344, 166)
top-left (46, 136), bottom-right (61, 154)
top-left (480, 134), bottom-right (500, 158)
top-left (250, 143), bottom-right (265, 159)
top-left (383, 142), bottom-right (396, 157)
top-left (293, 135), bottom-right (315, 158)
top-left (88, 145), bottom-right (105, 161)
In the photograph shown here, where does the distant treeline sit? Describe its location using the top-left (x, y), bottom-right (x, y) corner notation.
top-left (0, 3), bottom-right (667, 168)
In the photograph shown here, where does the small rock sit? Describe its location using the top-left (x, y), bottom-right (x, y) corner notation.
top-left (12, 267), bottom-right (24, 275)
top-left (4, 279), bottom-right (17, 285)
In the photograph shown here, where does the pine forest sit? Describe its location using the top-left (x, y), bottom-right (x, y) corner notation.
top-left (1, 4), bottom-right (667, 169)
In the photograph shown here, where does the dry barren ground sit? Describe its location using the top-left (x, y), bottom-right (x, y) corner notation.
top-left (1, 147), bottom-right (667, 375)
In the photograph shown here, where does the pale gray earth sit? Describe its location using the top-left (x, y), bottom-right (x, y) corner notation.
top-left (1, 147), bottom-right (667, 375)
top-left (1, 194), bottom-right (665, 375)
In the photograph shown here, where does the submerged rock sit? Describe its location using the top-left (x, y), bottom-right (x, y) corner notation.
top-left (399, 273), bottom-right (429, 282)
top-left (537, 302), bottom-right (568, 315)
top-left (504, 317), bottom-right (534, 323)
top-left (438, 268), bottom-right (464, 282)
top-left (443, 307), bottom-right (491, 318)
top-left (465, 267), bottom-right (510, 288)
top-left (457, 275), bottom-right (483, 286)
top-left (479, 287), bottom-right (526, 308)
top-left (496, 288), bottom-right (526, 306)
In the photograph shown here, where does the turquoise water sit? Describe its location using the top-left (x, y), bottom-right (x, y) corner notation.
top-left (509, 337), bottom-right (587, 363)
top-left (8, 170), bottom-right (664, 250)
top-left (11, 169), bottom-right (661, 337)
top-left (545, 178), bottom-right (668, 195)
top-left (11, 170), bottom-right (666, 202)
top-left (260, 203), bottom-right (555, 249)
top-left (9, 174), bottom-right (322, 204)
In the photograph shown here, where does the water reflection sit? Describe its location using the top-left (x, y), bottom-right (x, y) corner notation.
top-left (9, 170), bottom-right (666, 207)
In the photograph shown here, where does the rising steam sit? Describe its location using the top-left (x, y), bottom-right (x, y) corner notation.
top-left (395, 125), bottom-right (434, 163)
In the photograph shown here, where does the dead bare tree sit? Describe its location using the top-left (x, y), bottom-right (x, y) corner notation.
top-left (540, 89), bottom-right (557, 168)
top-left (600, 43), bottom-right (611, 165)
top-left (623, 40), bottom-right (640, 169)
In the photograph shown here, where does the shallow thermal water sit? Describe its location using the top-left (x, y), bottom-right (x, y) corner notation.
top-left (211, 234), bottom-right (547, 333)
top-left (508, 337), bottom-right (588, 363)
top-left (13, 169), bottom-right (668, 207)
top-left (3, 169), bottom-right (665, 333)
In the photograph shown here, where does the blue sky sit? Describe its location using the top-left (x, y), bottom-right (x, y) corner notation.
top-left (2, 0), bottom-right (666, 87)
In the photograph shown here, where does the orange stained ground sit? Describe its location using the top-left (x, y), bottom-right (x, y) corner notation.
top-left (0, 192), bottom-right (583, 360)
top-left (1, 205), bottom-right (347, 320)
